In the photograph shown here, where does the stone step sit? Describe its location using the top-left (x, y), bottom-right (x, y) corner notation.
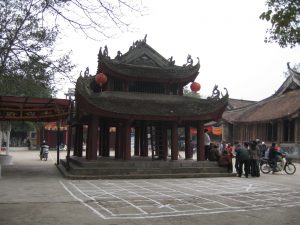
top-left (58, 158), bottom-right (233, 179)
top-left (63, 161), bottom-right (228, 175)
top-left (68, 156), bottom-right (220, 168)
top-left (57, 163), bottom-right (234, 180)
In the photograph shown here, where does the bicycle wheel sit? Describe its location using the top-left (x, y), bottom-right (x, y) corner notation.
top-left (260, 162), bottom-right (271, 174)
top-left (284, 163), bottom-right (296, 175)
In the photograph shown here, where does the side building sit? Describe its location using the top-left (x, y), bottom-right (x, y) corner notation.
top-left (222, 63), bottom-right (300, 145)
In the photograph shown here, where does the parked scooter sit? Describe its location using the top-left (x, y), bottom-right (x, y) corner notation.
top-left (40, 141), bottom-right (49, 161)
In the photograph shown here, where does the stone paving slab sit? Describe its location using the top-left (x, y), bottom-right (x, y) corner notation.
top-left (1, 150), bottom-right (300, 225)
top-left (59, 178), bottom-right (300, 220)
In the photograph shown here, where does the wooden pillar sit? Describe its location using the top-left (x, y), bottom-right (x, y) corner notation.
top-left (287, 120), bottom-right (290, 142)
top-left (278, 120), bottom-right (283, 143)
top-left (99, 125), bottom-right (105, 156)
top-left (74, 124), bottom-right (83, 157)
top-left (66, 124), bottom-right (73, 160)
top-left (98, 125), bottom-right (104, 156)
top-left (73, 125), bottom-right (78, 156)
top-left (140, 123), bottom-right (148, 157)
top-left (295, 118), bottom-right (300, 142)
top-left (162, 126), bottom-right (168, 161)
top-left (178, 84), bottom-right (184, 96)
top-left (134, 126), bottom-right (140, 156)
top-left (86, 123), bottom-right (90, 153)
top-left (185, 125), bottom-right (192, 159)
top-left (140, 124), bottom-right (144, 156)
top-left (123, 120), bottom-right (131, 160)
top-left (102, 125), bottom-right (110, 157)
top-left (197, 122), bottom-right (205, 161)
top-left (86, 116), bottom-right (99, 160)
top-left (171, 122), bottom-right (178, 160)
top-left (56, 121), bottom-right (60, 165)
top-left (115, 124), bottom-right (122, 159)
top-left (165, 84), bottom-right (170, 95)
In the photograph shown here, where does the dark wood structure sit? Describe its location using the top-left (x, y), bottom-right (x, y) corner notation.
top-left (0, 95), bottom-right (71, 164)
top-left (223, 63), bottom-right (300, 144)
top-left (71, 37), bottom-right (228, 162)
top-left (0, 96), bottom-right (70, 121)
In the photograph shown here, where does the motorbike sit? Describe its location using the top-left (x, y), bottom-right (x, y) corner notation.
top-left (40, 145), bottom-right (49, 161)
top-left (260, 154), bottom-right (296, 175)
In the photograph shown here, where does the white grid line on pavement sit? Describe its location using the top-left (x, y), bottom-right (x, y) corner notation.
top-left (61, 178), bottom-right (300, 220)
top-left (86, 181), bottom-right (149, 215)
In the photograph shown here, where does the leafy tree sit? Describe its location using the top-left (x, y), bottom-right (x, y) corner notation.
top-left (0, 0), bottom-right (75, 97)
top-left (183, 85), bottom-right (201, 98)
top-left (260, 0), bottom-right (300, 48)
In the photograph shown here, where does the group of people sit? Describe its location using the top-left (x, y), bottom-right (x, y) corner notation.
top-left (234, 141), bottom-right (261, 178)
top-left (217, 140), bottom-right (284, 177)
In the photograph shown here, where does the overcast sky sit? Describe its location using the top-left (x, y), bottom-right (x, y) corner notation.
top-left (57, 0), bottom-right (300, 101)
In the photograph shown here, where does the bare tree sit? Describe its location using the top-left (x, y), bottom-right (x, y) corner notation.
top-left (47, 0), bottom-right (145, 39)
top-left (0, 0), bottom-right (145, 95)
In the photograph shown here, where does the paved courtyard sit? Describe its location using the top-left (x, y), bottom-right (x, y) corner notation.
top-left (61, 177), bottom-right (300, 220)
top-left (1, 149), bottom-right (300, 225)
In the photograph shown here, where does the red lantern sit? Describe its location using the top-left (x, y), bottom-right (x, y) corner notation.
top-left (190, 82), bottom-right (201, 92)
top-left (95, 72), bottom-right (107, 85)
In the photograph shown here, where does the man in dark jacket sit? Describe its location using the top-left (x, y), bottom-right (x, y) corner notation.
top-left (269, 143), bottom-right (282, 174)
top-left (236, 142), bottom-right (250, 178)
top-left (249, 141), bottom-right (260, 177)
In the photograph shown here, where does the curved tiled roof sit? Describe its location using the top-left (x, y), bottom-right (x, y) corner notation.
top-left (223, 89), bottom-right (300, 123)
top-left (274, 63), bottom-right (300, 96)
top-left (100, 58), bottom-right (200, 81)
top-left (76, 76), bottom-right (228, 121)
top-left (97, 40), bottom-right (200, 82)
top-left (227, 98), bottom-right (256, 110)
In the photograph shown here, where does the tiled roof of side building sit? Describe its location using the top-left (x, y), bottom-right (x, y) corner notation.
top-left (223, 89), bottom-right (300, 123)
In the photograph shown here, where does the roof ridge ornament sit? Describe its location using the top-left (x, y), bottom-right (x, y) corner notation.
top-left (98, 45), bottom-right (110, 59)
top-left (143, 34), bottom-right (147, 43)
top-left (183, 54), bottom-right (197, 67)
top-left (115, 50), bottom-right (123, 60)
top-left (208, 85), bottom-right (229, 100)
top-left (287, 62), bottom-right (300, 76)
top-left (168, 56), bottom-right (175, 66)
top-left (129, 34), bottom-right (148, 51)
top-left (84, 67), bottom-right (90, 77)
top-left (103, 45), bottom-right (108, 57)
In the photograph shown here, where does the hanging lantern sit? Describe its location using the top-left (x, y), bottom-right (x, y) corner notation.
top-left (190, 82), bottom-right (201, 92)
top-left (95, 72), bottom-right (107, 85)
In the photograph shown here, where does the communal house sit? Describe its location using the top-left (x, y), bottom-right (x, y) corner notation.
top-left (222, 63), bottom-right (300, 145)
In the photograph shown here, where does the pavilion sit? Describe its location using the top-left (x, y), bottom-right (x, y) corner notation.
top-left (68, 36), bottom-right (228, 166)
